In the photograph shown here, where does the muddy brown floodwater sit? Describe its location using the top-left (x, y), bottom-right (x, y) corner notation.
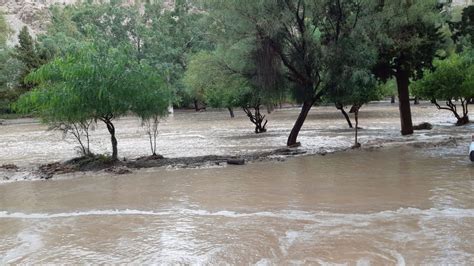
top-left (0, 103), bottom-right (473, 264)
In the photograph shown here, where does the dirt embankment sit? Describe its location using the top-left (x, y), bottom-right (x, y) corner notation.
top-left (0, 135), bottom-right (462, 182)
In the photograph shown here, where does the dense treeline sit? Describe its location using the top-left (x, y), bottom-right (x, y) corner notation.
top-left (0, 0), bottom-right (472, 160)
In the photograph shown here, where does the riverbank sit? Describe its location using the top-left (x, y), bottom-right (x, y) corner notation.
top-left (0, 102), bottom-right (472, 182)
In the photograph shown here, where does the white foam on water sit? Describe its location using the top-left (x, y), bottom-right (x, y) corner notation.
top-left (0, 209), bottom-right (173, 219)
top-left (0, 207), bottom-right (473, 220)
top-left (386, 248), bottom-right (406, 266)
top-left (1, 230), bottom-right (43, 264)
top-left (356, 257), bottom-right (371, 266)
top-left (255, 258), bottom-right (273, 266)
top-left (278, 230), bottom-right (304, 256)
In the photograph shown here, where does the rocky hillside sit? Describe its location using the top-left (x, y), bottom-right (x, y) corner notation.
top-left (0, 0), bottom-right (175, 45)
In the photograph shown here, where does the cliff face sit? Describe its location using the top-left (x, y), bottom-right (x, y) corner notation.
top-left (1, 0), bottom-right (175, 45)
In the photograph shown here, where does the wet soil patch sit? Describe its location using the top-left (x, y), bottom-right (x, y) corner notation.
top-left (35, 148), bottom-right (309, 178)
top-left (27, 136), bottom-right (465, 180)
top-left (1, 164), bottom-right (19, 171)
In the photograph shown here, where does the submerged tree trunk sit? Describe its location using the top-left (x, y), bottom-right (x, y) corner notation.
top-left (354, 110), bottom-right (360, 148)
top-left (336, 103), bottom-right (353, 128)
top-left (142, 115), bottom-right (160, 156)
top-left (227, 107), bottom-right (235, 118)
top-left (395, 69), bottom-right (414, 135)
top-left (54, 121), bottom-right (93, 157)
top-left (101, 116), bottom-right (118, 161)
top-left (266, 104), bottom-right (275, 114)
top-left (242, 106), bottom-right (267, 133)
top-left (287, 100), bottom-right (314, 147)
top-left (194, 99), bottom-right (199, 112)
top-left (432, 99), bottom-right (470, 126)
top-left (350, 105), bottom-right (361, 149)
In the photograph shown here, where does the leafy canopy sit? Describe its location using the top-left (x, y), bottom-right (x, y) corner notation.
top-left (15, 43), bottom-right (172, 124)
top-left (413, 49), bottom-right (474, 101)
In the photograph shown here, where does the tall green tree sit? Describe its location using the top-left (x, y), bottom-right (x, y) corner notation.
top-left (207, 0), bottom-right (376, 146)
top-left (52, 0), bottom-right (212, 108)
top-left (16, 44), bottom-right (172, 160)
top-left (143, 0), bottom-right (214, 108)
top-left (12, 26), bottom-right (47, 91)
top-left (413, 50), bottom-right (473, 125)
top-left (371, 0), bottom-right (445, 135)
top-left (184, 49), bottom-right (276, 133)
top-left (449, 5), bottom-right (474, 50)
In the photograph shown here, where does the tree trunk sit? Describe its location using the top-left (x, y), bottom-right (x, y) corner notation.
top-left (267, 104), bottom-right (274, 114)
top-left (391, 95), bottom-right (395, 104)
top-left (287, 100), bottom-right (314, 147)
top-left (228, 107), bottom-right (235, 118)
top-left (242, 106), bottom-right (267, 134)
top-left (395, 69), bottom-right (414, 135)
top-left (456, 116), bottom-right (469, 126)
top-left (103, 118), bottom-right (118, 161)
top-left (336, 104), bottom-right (353, 128)
top-left (194, 99), bottom-right (199, 111)
top-left (414, 97), bottom-right (419, 105)
top-left (354, 110), bottom-right (360, 148)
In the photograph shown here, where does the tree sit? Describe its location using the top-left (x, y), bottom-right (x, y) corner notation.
top-left (16, 44), bottom-right (172, 160)
top-left (371, 0), bottom-right (445, 135)
top-left (413, 50), bottom-right (473, 125)
top-left (12, 26), bottom-right (47, 91)
top-left (143, 0), bottom-right (214, 108)
top-left (321, 2), bottom-right (379, 130)
top-left (322, 21), bottom-right (379, 146)
top-left (206, 0), bottom-right (374, 146)
top-left (184, 50), bottom-right (272, 133)
top-left (35, 1), bottom-right (213, 112)
top-left (449, 5), bottom-right (474, 50)
top-left (0, 13), bottom-right (22, 113)
top-left (35, 5), bottom-right (85, 59)
top-left (184, 51), bottom-right (239, 118)
top-left (132, 73), bottom-right (172, 156)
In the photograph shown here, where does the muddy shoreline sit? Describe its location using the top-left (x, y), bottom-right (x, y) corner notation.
top-left (0, 135), bottom-right (462, 182)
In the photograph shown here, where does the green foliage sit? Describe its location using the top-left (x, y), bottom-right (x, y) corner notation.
top-left (184, 50), bottom-right (249, 109)
top-left (184, 48), bottom-right (275, 133)
top-left (16, 43), bottom-right (172, 158)
top-left (372, 0), bottom-right (446, 81)
top-left (35, 5), bottom-right (85, 59)
top-left (322, 3), bottom-right (379, 108)
top-left (412, 50), bottom-right (473, 124)
top-left (449, 5), bottom-right (474, 49)
top-left (143, 1), bottom-right (214, 107)
top-left (377, 79), bottom-right (398, 99)
top-left (413, 50), bottom-right (473, 101)
top-left (18, 44), bottom-right (171, 121)
top-left (205, 0), bottom-right (382, 143)
top-left (39, 1), bottom-right (213, 108)
top-left (12, 26), bottom-right (49, 91)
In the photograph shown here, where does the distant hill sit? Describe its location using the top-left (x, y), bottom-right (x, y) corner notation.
top-left (0, 0), bottom-right (175, 45)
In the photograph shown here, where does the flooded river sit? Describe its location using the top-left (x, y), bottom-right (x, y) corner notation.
top-left (0, 103), bottom-right (473, 264)
top-left (1, 102), bottom-right (472, 169)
